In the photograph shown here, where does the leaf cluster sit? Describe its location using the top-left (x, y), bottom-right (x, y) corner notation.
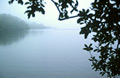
top-left (83, 44), bottom-right (93, 51)
top-left (57, 0), bottom-right (78, 18)
top-left (77, 0), bottom-right (120, 77)
top-left (24, 0), bottom-right (45, 18)
top-left (9, 0), bottom-right (45, 18)
top-left (50, 0), bottom-right (79, 20)
top-left (9, 0), bottom-right (23, 5)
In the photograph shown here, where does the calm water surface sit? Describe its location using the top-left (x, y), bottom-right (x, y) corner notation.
top-left (0, 29), bottom-right (106, 78)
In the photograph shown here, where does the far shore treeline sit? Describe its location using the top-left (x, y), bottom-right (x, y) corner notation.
top-left (0, 14), bottom-right (49, 31)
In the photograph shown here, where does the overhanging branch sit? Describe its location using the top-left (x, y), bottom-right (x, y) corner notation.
top-left (51, 0), bottom-right (61, 14)
top-left (58, 15), bottom-right (78, 21)
top-left (51, 0), bottom-right (79, 21)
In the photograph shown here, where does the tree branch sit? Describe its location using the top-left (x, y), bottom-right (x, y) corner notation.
top-left (51, 0), bottom-right (79, 21)
top-left (58, 15), bottom-right (79, 21)
top-left (51, 0), bottom-right (61, 14)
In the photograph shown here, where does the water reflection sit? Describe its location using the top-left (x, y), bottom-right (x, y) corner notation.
top-left (0, 29), bottom-right (104, 78)
top-left (0, 30), bottom-right (28, 46)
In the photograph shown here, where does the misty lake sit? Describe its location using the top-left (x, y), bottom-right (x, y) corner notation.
top-left (0, 29), bottom-right (106, 78)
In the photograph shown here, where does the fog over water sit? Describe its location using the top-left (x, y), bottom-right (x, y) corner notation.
top-left (0, 0), bottom-right (111, 78)
top-left (0, 29), bottom-right (107, 78)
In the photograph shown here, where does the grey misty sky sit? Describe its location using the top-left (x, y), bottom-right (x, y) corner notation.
top-left (0, 0), bottom-right (93, 29)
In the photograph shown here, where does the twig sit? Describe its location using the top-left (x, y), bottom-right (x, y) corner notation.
top-left (51, 0), bottom-right (79, 21)
top-left (58, 15), bottom-right (79, 21)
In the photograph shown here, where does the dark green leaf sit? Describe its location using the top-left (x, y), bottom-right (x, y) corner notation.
top-left (77, 18), bottom-right (83, 24)
top-left (85, 33), bottom-right (89, 39)
top-left (25, 2), bottom-right (30, 5)
top-left (24, 10), bottom-right (31, 14)
top-left (89, 44), bottom-right (92, 47)
top-left (8, 0), bottom-right (14, 4)
top-left (32, 13), bottom-right (35, 17)
top-left (18, 0), bottom-right (23, 5)
top-left (84, 44), bottom-right (88, 48)
top-left (28, 13), bottom-right (31, 19)
top-left (86, 9), bottom-right (89, 13)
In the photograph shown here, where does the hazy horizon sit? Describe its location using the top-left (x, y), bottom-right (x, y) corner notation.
top-left (0, 0), bottom-right (93, 29)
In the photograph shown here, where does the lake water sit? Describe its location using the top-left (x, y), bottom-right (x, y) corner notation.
top-left (0, 29), bottom-right (106, 78)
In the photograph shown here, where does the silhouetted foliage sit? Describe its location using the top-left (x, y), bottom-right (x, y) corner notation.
top-left (8, 0), bottom-right (120, 77)
top-left (78, 1), bottom-right (120, 78)
top-left (0, 14), bottom-right (30, 30)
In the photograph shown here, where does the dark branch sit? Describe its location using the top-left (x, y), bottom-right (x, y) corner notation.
top-left (51, 0), bottom-right (79, 21)
top-left (58, 15), bottom-right (79, 21)
top-left (51, 0), bottom-right (61, 13)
